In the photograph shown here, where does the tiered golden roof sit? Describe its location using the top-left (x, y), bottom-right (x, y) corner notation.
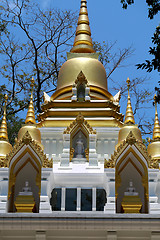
top-left (55, 0), bottom-right (109, 97)
top-left (118, 78), bottom-right (142, 144)
top-left (0, 94), bottom-right (12, 159)
top-left (18, 78), bottom-right (43, 149)
top-left (38, 0), bottom-right (124, 128)
top-left (71, 0), bottom-right (95, 53)
top-left (148, 95), bottom-right (160, 160)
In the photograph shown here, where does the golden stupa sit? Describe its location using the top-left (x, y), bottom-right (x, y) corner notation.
top-left (118, 78), bottom-right (142, 144)
top-left (18, 78), bottom-right (43, 148)
top-left (0, 94), bottom-right (12, 158)
top-left (51, 0), bottom-right (109, 100)
top-left (38, 0), bottom-right (123, 128)
top-left (148, 95), bottom-right (160, 160)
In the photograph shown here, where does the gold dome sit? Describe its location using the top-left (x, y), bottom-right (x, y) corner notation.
top-left (56, 55), bottom-right (108, 92)
top-left (148, 141), bottom-right (160, 160)
top-left (17, 78), bottom-right (43, 149)
top-left (118, 78), bottom-right (142, 144)
top-left (147, 95), bottom-right (160, 160)
top-left (53, 0), bottom-right (108, 99)
top-left (118, 124), bottom-right (142, 144)
top-left (18, 124), bottom-right (42, 145)
top-left (0, 140), bottom-right (12, 158)
top-left (0, 94), bottom-right (12, 158)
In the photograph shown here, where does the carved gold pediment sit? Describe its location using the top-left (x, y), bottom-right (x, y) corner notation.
top-left (6, 131), bottom-right (49, 168)
top-left (64, 113), bottom-right (96, 135)
top-left (0, 157), bottom-right (8, 168)
top-left (105, 131), bottom-right (150, 168)
top-left (74, 71), bottom-right (88, 86)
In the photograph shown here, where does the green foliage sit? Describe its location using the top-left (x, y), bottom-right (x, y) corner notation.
top-left (121, 0), bottom-right (160, 75)
top-left (121, 0), bottom-right (134, 9)
top-left (137, 25), bottom-right (160, 72)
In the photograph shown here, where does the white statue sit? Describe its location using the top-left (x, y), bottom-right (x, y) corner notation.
top-left (124, 180), bottom-right (138, 196)
top-left (19, 181), bottom-right (32, 196)
top-left (75, 132), bottom-right (85, 158)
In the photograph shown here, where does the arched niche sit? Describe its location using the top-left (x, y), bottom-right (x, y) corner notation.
top-left (63, 114), bottom-right (96, 162)
top-left (71, 71), bottom-right (90, 102)
top-left (77, 82), bottom-right (85, 102)
top-left (7, 132), bottom-right (44, 213)
top-left (115, 146), bottom-right (149, 214)
top-left (71, 127), bottom-right (88, 159)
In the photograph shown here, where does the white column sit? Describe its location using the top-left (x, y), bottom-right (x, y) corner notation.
top-left (151, 232), bottom-right (160, 240)
top-left (107, 231), bottom-right (117, 240)
top-left (92, 188), bottom-right (96, 211)
top-left (51, 140), bottom-right (56, 157)
top-left (61, 187), bottom-right (66, 211)
top-left (77, 188), bottom-right (81, 211)
top-left (36, 231), bottom-right (46, 240)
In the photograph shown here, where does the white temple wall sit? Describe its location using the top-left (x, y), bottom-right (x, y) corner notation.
top-left (40, 127), bottom-right (119, 161)
top-left (0, 167), bottom-right (160, 213)
top-left (0, 168), bottom-right (9, 213)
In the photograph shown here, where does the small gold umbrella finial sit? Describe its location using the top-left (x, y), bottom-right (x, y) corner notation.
top-left (25, 77), bottom-right (36, 125)
top-left (124, 77), bottom-right (135, 124)
top-left (153, 94), bottom-right (160, 140)
top-left (127, 77), bottom-right (130, 90)
top-left (70, 0), bottom-right (95, 53)
top-left (0, 94), bottom-right (9, 140)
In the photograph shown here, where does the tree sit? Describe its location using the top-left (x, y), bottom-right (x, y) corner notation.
top-left (120, 0), bottom-right (160, 102)
top-left (0, 0), bottom-right (77, 113)
top-left (0, 0), bottom-right (77, 144)
top-left (0, 0), bottom-right (154, 144)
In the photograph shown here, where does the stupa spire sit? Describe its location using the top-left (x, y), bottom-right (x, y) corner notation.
top-left (124, 78), bottom-right (135, 124)
top-left (0, 94), bottom-right (9, 141)
top-left (153, 94), bottom-right (160, 140)
top-left (70, 0), bottom-right (95, 53)
top-left (25, 77), bottom-right (36, 124)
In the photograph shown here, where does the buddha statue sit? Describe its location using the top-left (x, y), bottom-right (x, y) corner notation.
top-left (75, 132), bottom-right (85, 158)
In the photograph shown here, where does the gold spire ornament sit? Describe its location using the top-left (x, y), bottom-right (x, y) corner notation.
top-left (124, 78), bottom-right (135, 124)
top-left (147, 94), bottom-right (160, 160)
top-left (17, 77), bottom-right (43, 149)
top-left (70, 0), bottom-right (95, 53)
top-left (117, 78), bottom-right (142, 145)
top-left (153, 94), bottom-right (160, 140)
top-left (0, 94), bottom-right (12, 160)
top-left (0, 94), bottom-right (9, 140)
top-left (25, 77), bottom-right (36, 124)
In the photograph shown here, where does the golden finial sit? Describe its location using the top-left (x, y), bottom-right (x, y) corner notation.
top-left (0, 94), bottom-right (9, 141)
top-left (124, 77), bottom-right (135, 124)
top-left (25, 77), bottom-right (36, 124)
top-left (70, 0), bottom-right (95, 53)
top-left (153, 94), bottom-right (160, 140)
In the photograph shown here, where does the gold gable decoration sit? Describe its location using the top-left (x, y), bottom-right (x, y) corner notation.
top-left (6, 131), bottom-right (49, 167)
top-left (43, 157), bottom-right (53, 168)
top-left (104, 156), bottom-right (116, 168)
top-left (0, 157), bottom-right (8, 168)
top-left (63, 113), bottom-right (96, 135)
top-left (105, 131), bottom-right (150, 168)
top-left (74, 71), bottom-right (88, 86)
top-left (148, 158), bottom-right (159, 169)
